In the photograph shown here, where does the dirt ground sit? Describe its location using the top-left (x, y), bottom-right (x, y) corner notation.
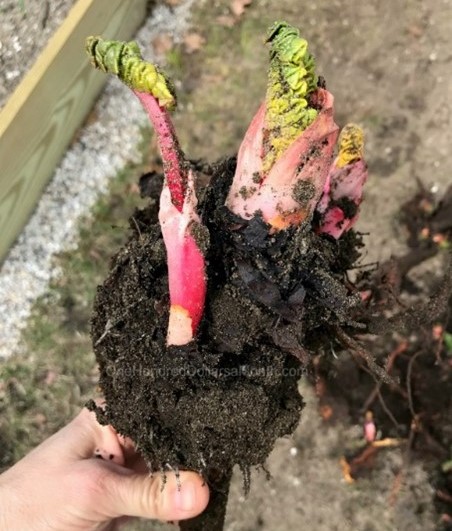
top-left (1, 0), bottom-right (452, 529)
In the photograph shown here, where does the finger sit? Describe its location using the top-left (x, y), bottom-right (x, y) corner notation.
top-left (116, 435), bottom-right (146, 471)
top-left (104, 470), bottom-right (209, 521)
top-left (68, 409), bottom-right (125, 465)
top-left (124, 453), bottom-right (149, 475)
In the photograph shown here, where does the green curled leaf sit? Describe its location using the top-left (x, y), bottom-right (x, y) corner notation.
top-left (85, 36), bottom-right (176, 109)
top-left (263, 22), bottom-right (319, 173)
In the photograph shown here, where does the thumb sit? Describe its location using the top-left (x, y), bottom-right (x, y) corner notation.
top-left (105, 469), bottom-right (209, 521)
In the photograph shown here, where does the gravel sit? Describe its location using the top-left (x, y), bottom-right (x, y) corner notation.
top-left (0, 0), bottom-right (196, 358)
top-left (0, 0), bottom-right (77, 109)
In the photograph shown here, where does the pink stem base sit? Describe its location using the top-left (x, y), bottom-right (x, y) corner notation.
top-left (134, 90), bottom-right (207, 346)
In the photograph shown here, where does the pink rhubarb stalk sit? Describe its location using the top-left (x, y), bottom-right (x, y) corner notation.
top-left (134, 91), bottom-right (207, 346)
top-left (85, 36), bottom-right (208, 346)
top-left (316, 123), bottom-right (368, 239)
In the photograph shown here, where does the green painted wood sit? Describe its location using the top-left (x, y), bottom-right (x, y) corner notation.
top-left (0, 0), bottom-right (148, 262)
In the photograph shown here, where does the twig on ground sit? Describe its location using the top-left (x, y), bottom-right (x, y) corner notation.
top-left (362, 340), bottom-right (409, 412)
top-left (130, 216), bottom-right (142, 238)
top-left (406, 350), bottom-right (423, 419)
top-left (375, 387), bottom-right (403, 434)
top-left (436, 490), bottom-right (452, 504)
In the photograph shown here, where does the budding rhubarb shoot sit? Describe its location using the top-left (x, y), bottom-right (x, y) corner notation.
top-left (226, 22), bottom-right (339, 230)
top-left (264, 21), bottom-right (319, 173)
top-left (86, 37), bottom-right (176, 109)
top-left (316, 124), bottom-right (368, 239)
top-left (86, 37), bottom-right (208, 346)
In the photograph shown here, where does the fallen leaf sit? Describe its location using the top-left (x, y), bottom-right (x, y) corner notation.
top-left (339, 457), bottom-right (354, 484)
top-left (184, 32), bottom-right (206, 54)
top-left (164, 0), bottom-right (182, 6)
top-left (371, 438), bottom-right (402, 448)
top-left (319, 404), bottom-right (333, 421)
top-left (230, 0), bottom-right (252, 17)
top-left (216, 15), bottom-right (236, 27)
top-left (151, 33), bottom-right (173, 56)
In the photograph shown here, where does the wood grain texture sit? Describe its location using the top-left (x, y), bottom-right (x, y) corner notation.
top-left (0, 0), bottom-right (147, 262)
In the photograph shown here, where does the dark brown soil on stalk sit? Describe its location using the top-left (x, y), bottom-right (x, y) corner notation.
top-left (89, 158), bottom-right (369, 530)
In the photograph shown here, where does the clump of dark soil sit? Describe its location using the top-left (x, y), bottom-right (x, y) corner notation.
top-left (89, 158), bottom-right (368, 529)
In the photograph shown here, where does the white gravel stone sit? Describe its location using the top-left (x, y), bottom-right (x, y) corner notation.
top-left (0, 0), bottom-right (195, 359)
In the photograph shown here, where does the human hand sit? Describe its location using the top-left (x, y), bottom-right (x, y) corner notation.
top-left (0, 408), bottom-right (209, 530)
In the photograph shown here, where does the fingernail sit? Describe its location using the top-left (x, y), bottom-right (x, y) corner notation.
top-left (174, 482), bottom-right (196, 512)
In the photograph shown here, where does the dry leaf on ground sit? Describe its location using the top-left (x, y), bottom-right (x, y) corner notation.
top-left (230, 0), bottom-right (253, 17)
top-left (184, 32), bottom-right (206, 54)
top-left (151, 33), bottom-right (174, 56)
top-left (216, 15), bottom-right (236, 27)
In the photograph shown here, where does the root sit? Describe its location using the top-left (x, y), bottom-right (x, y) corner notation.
top-left (362, 340), bottom-right (409, 412)
top-left (334, 327), bottom-right (399, 387)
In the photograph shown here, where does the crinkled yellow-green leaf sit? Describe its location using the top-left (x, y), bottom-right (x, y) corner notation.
top-left (85, 36), bottom-right (176, 109)
top-left (263, 22), bottom-right (318, 173)
top-left (336, 123), bottom-right (364, 168)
